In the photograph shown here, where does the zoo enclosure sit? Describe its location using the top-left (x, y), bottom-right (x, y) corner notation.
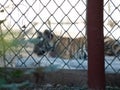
top-left (0, 0), bottom-right (120, 89)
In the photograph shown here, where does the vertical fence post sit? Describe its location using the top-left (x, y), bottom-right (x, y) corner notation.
top-left (87, 0), bottom-right (105, 90)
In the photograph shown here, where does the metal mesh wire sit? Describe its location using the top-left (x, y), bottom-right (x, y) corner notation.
top-left (104, 0), bottom-right (120, 73)
top-left (0, 0), bottom-right (120, 74)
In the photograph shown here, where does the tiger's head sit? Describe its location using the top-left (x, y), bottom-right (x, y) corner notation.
top-left (33, 29), bottom-right (54, 56)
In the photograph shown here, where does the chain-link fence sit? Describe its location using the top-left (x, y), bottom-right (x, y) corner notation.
top-left (0, 0), bottom-right (120, 74)
top-left (104, 0), bottom-right (120, 74)
top-left (0, 0), bottom-right (87, 69)
top-left (0, 0), bottom-right (120, 72)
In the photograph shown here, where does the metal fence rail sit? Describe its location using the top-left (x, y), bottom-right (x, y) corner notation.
top-left (0, 0), bottom-right (120, 74)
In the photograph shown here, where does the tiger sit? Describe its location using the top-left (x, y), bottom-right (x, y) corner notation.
top-left (33, 29), bottom-right (87, 59)
top-left (104, 36), bottom-right (120, 56)
top-left (33, 29), bottom-right (120, 59)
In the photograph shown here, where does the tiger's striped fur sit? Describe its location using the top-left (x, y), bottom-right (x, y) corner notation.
top-left (33, 30), bottom-right (120, 59)
top-left (104, 36), bottom-right (120, 56)
top-left (33, 30), bottom-right (87, 59)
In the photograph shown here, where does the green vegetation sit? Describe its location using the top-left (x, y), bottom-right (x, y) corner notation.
top-left (0, 68), bottom-right (32, 90)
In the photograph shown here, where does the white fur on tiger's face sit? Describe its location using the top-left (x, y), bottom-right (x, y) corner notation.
top-left (33, 30), bottom-right (87, 59)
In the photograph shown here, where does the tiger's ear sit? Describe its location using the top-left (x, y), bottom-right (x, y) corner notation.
top-left (44, 29), bottom-right (53, 39)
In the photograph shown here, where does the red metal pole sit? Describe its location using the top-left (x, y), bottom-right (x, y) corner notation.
top-left (87, 0), bottom-right (105, 90)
